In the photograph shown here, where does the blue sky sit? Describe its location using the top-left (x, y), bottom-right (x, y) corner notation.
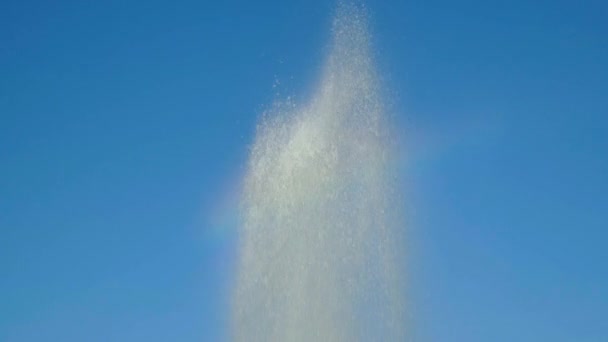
top-left (1, 0), bottom-right (607, 341)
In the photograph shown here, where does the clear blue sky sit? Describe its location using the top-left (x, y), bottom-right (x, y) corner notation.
top-left (1, 0), bottom-right (606, 341)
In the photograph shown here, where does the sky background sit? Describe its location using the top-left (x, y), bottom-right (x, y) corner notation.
top-left (1, 0), bottom-right (607, 341)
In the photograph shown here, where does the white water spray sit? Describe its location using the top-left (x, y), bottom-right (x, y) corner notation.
top-left (234, 4), bottom-right (404, 341)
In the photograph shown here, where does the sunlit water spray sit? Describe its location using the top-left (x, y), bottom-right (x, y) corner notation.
top-left (233, 4), bottom-right (404, 341)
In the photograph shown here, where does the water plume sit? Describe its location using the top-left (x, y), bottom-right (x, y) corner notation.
top-left (233, 4), bottom-right (404, 341)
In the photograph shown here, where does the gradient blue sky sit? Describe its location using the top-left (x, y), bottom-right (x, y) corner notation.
top-left (2, 0), bottom-right (607, 341)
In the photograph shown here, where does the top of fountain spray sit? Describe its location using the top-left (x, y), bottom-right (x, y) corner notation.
top-left (308, 1), bottom-right (380, 130)
top-left (330, 2), bottom-right (372, 65)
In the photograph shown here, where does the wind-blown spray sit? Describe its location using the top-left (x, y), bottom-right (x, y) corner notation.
top-left (234, 4), bottom-right (404, 341)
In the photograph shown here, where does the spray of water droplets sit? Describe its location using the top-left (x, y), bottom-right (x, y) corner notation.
top-left (233, 4), bottom-right (405, 341)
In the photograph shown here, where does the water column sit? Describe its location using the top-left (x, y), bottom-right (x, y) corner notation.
top-left (233, 4), bottom-right (405, 341)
